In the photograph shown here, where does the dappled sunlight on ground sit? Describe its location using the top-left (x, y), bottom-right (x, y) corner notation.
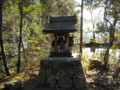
top-left (86, 69), bottom-right (120, 90)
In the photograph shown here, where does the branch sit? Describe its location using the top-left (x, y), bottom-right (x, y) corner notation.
top-left (104, 0), bottom-right (112, 26)
top-left (104, 9), bottom-right (112, 26)
top-left (112, 11), bottom-right (118, 27)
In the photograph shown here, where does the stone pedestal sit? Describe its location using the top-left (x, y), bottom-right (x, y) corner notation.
top-left (36, 57), bottom-right (87, 90)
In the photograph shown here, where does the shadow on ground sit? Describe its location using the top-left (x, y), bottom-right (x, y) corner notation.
top-left (22, 68), bottom-right (120, 90)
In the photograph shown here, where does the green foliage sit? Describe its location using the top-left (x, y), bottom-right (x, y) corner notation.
top-left (84, 0), bottom-right (103, 7)
top-left (82, 54), bottom-right (90, 71)
top-left (4, 72), bottom-right (25, 81)
top-left (96, 22), bottom-right (109, 34)
top-left (90, 38), bottom-right (98, 43)
top-left (0, 0), bottom-right (76, 75)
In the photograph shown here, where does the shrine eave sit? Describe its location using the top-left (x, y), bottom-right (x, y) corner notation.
top-left (43, 29), bottom-right (77, 33)
top-left (43, 15), bottom-right (77, 33)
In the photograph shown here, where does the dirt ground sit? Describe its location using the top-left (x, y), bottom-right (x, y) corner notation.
top-left (86, 70), bottom-right (120, 90)
top-left (0, 66), bottom-right (120, 90)
top-left (22, 67), bottom-right (120, 90)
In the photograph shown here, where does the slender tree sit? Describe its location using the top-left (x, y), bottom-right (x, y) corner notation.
top-left (0, 0), bottom-right (10, 76)
top-left (103, 0), bottom-right (119, 69)
top-left (17, 0), bottom-right (23, 73)
top-left (80, 0), bottom-right (84, 54)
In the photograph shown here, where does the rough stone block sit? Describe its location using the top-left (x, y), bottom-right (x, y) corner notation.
top-left (40, 60), bottom-right (51, 69)
top-left (36, 69), bottom-right (46, 86)
top-left (46, 75), bottom-right (56, 87)
top-left (73, 73), bottom-right (86, 89)
top-left (55, 70), bottom-right (66, 80)
top-left (74, 66), bottom-right (84, 74)
top-left (56, 88), bottom-right (71, 90)
top-left (66, 69), bottom-right (74, 78)
top-left (58, 76), bottom-right (72, 88)
top-left (89, 59), bottom-right (102, 70)
top-left (46, 69), bottom-right (52, 76)
top-left (36, 57), bottom-right (87, 90)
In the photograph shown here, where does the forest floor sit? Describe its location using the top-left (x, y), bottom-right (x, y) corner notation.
top-left (86, 69), bottom-right (120, 90)
top-left (0, 66), bottom-right (119, 90)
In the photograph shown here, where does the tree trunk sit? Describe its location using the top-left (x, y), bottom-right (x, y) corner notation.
top-left (90, 10), bottom-right (96, 40)
top-left (103, 46), bottom-right (110, 68)
top-left (103, 0), bottom-right (118, 69)
top-left (22, 41), bottom-right (28, 65)
top-left (0, 0), bottom-right (10, 76)
top-left (22, 41), bottom-right (26, 58)
top-left (80, 0), bottom-right (83, 54)
top-left (103, 27), bottom-right (115, 69)
top-left (17, 0), bottom-right (23, 73)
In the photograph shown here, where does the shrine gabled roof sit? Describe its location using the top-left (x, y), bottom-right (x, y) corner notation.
top-left (43, 15), bottom-right (77, 33)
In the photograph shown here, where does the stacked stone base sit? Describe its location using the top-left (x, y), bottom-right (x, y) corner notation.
top-left (36, 57), bottom-right (87, 90)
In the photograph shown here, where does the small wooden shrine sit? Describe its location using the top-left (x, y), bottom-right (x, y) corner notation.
top-left (23, 15), bottom-right (87, 90)
top-left (43, 15), bottom-right (77, 57)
